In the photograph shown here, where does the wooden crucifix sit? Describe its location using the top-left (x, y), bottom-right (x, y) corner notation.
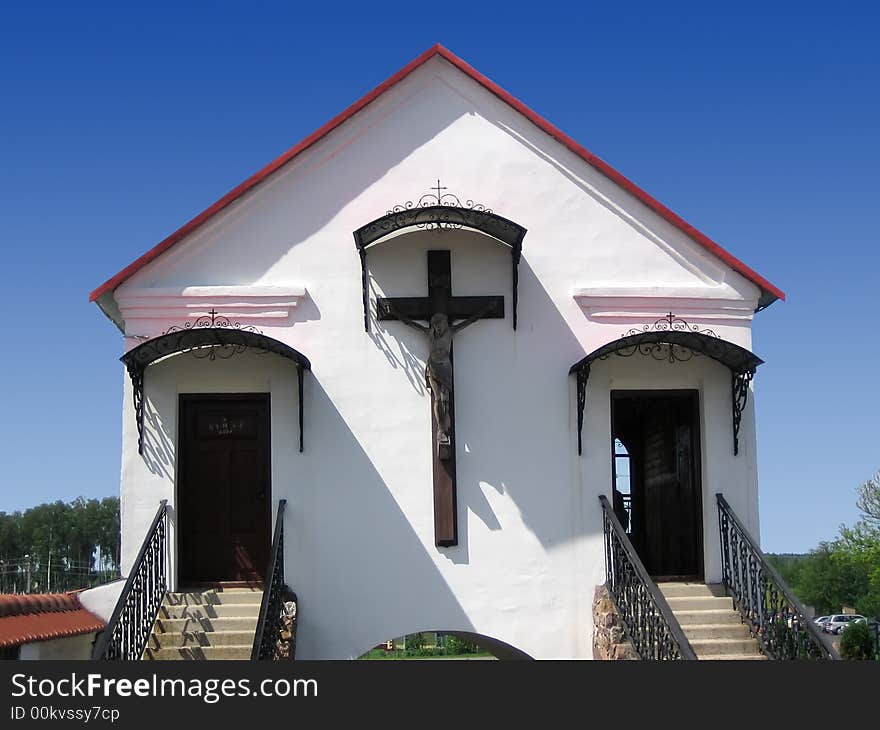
top-left (377, 250), bottom-right (504, 547)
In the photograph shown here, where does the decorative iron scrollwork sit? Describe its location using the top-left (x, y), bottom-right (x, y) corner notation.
top-left (122, 312), bottom-right (311, 456)
top-left (600, 496), bottom-right (697, 660)
top-left (717, 494), bottom-right (837, 660)
top-left (731, 369), bottom-right (754, 456)
top-left (569, 313), bottom-right (763, 457)
top-left (161, 309), bottom-right (268, 360)
top-left (386, 179), bottom-right (492, 225)
top-left (353, 181), bottom-right (527, 332)
top-left (358, 183), bottom-right (521, 246)
top-left (605, 312), bottom-right (721, 364)
top-left (575, 363), bottom-right (589, 455)
top-left (253, 499), bottom-right (292, 660)
top-left (93, 501), bottom-right (167, 660)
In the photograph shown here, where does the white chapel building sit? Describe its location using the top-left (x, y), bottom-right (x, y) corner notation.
top-left (84, 46), bottom-right (834, 661)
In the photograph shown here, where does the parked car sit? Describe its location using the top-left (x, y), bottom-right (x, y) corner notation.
top-left (814, 615), bottom-right (831, 626)
top-left (824, 614), bottom-right (865, 634)
top-left (854, 617), bottom-right (880, 631)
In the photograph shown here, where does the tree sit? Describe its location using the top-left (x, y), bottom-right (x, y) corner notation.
top-left (0, 496), bottom-right (120, 592)
top-left (856, 471), bottom-right (880, 526)
top-left (839, 621), bottom-right (875, 660)
top-left (444, 635), bottom-right (479, 655)
top-left (405, 633), bottom-right (425, 652)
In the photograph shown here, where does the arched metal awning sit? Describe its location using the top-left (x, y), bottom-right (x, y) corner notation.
top-left (121, 314), bottom-right (311, 455)
top-left (353, 186), bottom-right (527, 331)
top-left (568, 315), bottom-right (764, 456)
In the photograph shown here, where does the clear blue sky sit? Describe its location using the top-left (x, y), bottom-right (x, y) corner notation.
top-left (1, 2), bottom-right (877, 553)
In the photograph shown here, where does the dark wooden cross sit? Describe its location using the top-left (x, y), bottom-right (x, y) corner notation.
top-left (377, 250), bottom-right (504, 547)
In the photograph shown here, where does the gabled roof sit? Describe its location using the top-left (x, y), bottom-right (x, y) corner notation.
top-left (0, 593), bottom-right (105, 648)
top-left (89, 44), bottom-right (784, 309)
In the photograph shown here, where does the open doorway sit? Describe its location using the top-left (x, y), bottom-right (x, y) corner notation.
top-left (611, 390), bottom-right (703, 581)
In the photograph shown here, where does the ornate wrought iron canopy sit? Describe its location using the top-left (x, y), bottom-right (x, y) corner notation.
top-left (568, 314), bottom-right (763, 456)
top-left (353, 181), bottom-right (527, 331)
top-left (121, 311), bottom-right (311, 455)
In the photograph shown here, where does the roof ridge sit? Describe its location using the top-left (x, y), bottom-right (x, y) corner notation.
top-left (89, 44), bottom-right (783, 308)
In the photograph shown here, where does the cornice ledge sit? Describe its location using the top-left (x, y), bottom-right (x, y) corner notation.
top-left (573, 285), bottom-right (757, 323)
top-left (117, 284), bottom-right (309, 334)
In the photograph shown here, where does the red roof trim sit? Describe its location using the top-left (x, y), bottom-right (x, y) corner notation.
top-left (0, 594), bottom-right (105, 648)
top-left (89, 44), bottom-right (784, 305)
top-left (0, 611), bottom-right (105, 648)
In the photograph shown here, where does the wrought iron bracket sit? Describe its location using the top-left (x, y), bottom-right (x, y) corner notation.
top-left (122, 311), bottom-right (311, 456)
top-left (353, 181), bottom-right (526, 332)
top-left (731, 369), bottom-right (754, 456)
top-left (569, 313), bottom-right (763, 457)
top-left (575, 362), bottom-right (590, 455)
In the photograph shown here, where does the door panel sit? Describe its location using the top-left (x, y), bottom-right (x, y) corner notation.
top-left (178, 396), bottom-right (271, 585)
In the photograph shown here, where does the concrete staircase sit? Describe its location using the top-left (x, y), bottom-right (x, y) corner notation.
top-left (143, 587), bottom-right (262, 660)
top-left (659, 582), bottom-right (767, 660)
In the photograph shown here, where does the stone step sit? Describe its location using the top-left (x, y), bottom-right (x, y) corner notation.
top-left (164, 590), bottom-right (263, 606)
top-left (690, 638), bottom-right (762, 657)
top-left (154, 617), bottom-right (258, 634)
top-left (658, 582), bottom-right (716, 598)
top-left (148, 630), bottom-right (256, 649)
top-left (142, 645), bottom-right (253, 661)
top-left (674, 609), bottom-right (745, 626)
top-left (158, 603), bottom-right (261, 620)
top-left (704, 653), bottom-right (768, 661)
top-left (664, 595), bottom-right (734, 612)
top-left (682, 623), bottom-right (753, 641)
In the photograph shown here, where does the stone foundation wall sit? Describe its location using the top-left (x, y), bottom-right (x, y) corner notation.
top-left (593, 585), bottom-right (639, 660)
top-left (272, 588), bottom-right (298, 660)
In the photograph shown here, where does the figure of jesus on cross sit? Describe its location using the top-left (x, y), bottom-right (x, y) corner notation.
top-left (384, 308), bottom-right (495, 460)
top-left (377, 250), bottom-right (505, 546)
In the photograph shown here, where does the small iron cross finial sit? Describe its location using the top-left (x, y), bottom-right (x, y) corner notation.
top-left (208, 308), bottom-right (219, 326)
top-left (432, 179), bottom-right (447, 199)
top-left (665, 312), bottom-right (676, 326)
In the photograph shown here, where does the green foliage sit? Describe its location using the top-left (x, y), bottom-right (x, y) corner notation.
top-left (359, 633), bottom-right (491, 659)
top-left (444, 635), bottom-right (479, 655)
top-left (839, 621), bottom-right (875, 660)
top-left (0, 496), bottom-right (120, 593)
top-left (404, 632), bottom-right (425, 652)
top-left (767, 474), bottom-right (880, 623)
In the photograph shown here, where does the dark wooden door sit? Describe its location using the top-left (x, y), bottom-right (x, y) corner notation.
top-left (612, 391), bottom-right (703, 579)
top-left (178, 395), bottom-right (271, 585)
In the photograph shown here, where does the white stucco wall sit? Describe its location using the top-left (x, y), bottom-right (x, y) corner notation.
top-left (18, 633), bottom-right (97, 660)
top-left (107, 56), bottom-right (766, 659)
top-left (78, 578), bottom-right (125, 623)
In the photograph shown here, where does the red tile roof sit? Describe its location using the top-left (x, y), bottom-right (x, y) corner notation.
top-left (0, 593), bottom-right (105, 648)
top-left (88, 44), bottom-right (784, 310)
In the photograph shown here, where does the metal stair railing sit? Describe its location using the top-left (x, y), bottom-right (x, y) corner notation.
top-left (252, 499), bottom-right (289, 660)
top-left (600, 495), bottom-right (697, 660)
top-left (717, 493), bottom-right (838, 660)
top-left (92, 500), bottom-right (167, 660)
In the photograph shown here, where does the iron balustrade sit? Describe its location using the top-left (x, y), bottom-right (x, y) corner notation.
top-left (252, 499), bottom-right (288, 660)
top-left (600, 495), bottom-right (697, 660)
top-left (716, 494), bottom-right (838, 660)
top-left (92, 501), bottom-right (167, 660)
